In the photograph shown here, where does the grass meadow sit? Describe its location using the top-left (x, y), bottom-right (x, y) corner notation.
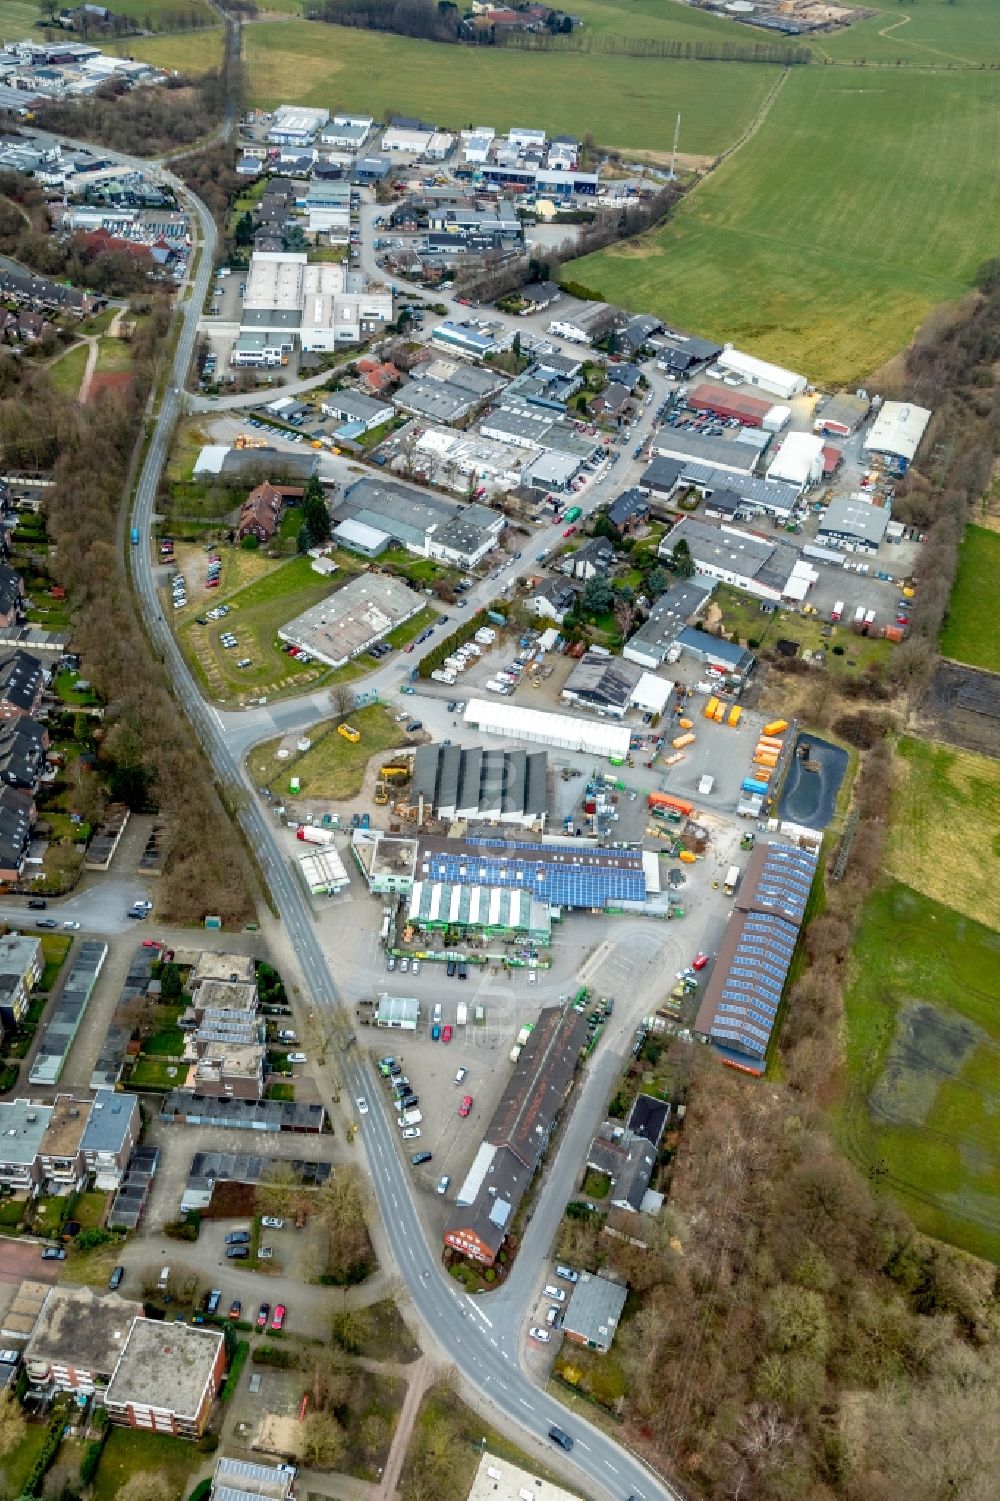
top-left (886, 736), bottom-right (1000, 931)
top-left (939, 524), bottom-right (1000, 673)
top-left (569, 66), bottom-right (1000, 383)
top-left (815, 0), bottom-right (1000, 65)
top-left (840, 882), bottom-right (1000, 1264)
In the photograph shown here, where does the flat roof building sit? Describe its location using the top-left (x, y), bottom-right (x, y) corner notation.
top-left (211, 1457), bottom-right (297, 1501)
top-left (463, 698), bottom-right (630, 761)
top-left (278, 572), bottom-right (421, 668)
top-left (716, 348), bottom-right (807, 400)
top-left (25, 1286), bottom-right (142, 1394)
top-left (105, 1317), bottom-right (226, 1438)
top-left (416, 831), bottom-right (646, 909)
top-left (766, 431), bottom-right (825, 491)
top-left (375, 995), bottom-right (419, 1030)
top-left (561, 651), bottom-right (643, 719)
top-left (0, 1098), bottom-right (51, 1193)
top-left (817, 496), bottom-right (890, 554)
top-left (561, 1271), bottom-right (628, 1353)
top-left (623, 577), bottom-right (714, 668)
top-left (652, 427), bottom-right (760, 476)
top-left (467, 1453), bottom-right (582, 1501)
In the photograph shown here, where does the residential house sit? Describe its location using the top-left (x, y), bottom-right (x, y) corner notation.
top-left (0, 932), bottom-right (42, 1035)
top-left (619, 313), bottom-right (662, 355)
top-left (606, 361), bottom-right (642, 392)
top-left (0, 648), bottom-right (44, 720)
top-left (0, 785), bottom-right (34, 880)
top-left (0, 716), bottom-right (47, 790)
top-left (189, 953), bottom-right (257, 991)
top-left (357, 358), bottom-right (399, 397)
top-left (0, 565), bottom-right (23, 627)
top-left (0, 1097), bottom-right (50, 1193)
top-left (236, 481), bottom-right (302, 545)
top-left (80, 1090), bottom-right (141, 1189)
top-left (25, 1286), bottom-right (143, 1395)
top-left (526, 577), bottom-right (576, 624)
top-left (590, 383), bottom-right (630, 424)
top-left (105, 1317), bottom-right (226, 1438)
top-left (564, 535), bottom-right (615, 582)
top-left (585, 1120), bottom-right (657, 1211)
top-left (37, 1093), bottom-right (89, 1192)
top-left (606, 488), bottom-right (649, 535)
top-left (518, 280), bottom-right (560, 312)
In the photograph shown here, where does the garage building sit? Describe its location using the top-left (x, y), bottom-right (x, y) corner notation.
top-left (687, 383), bottom-right (788, 431)
top-left (716, 348), bottom-right (807, 400)
top-left (411, 744), bottom-right (548, 827)
top-left (815, 392), bottom-right (869, 437)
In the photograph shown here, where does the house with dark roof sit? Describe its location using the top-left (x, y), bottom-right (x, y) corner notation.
top-left (626, 1093), bottom-right (670, 1147)
top-left (527, 576), bottom-right (577, 624)
top-left (591, 382), bottom-right (629, 424)
top-left (620, 314), bottom-right (661, 355)
top-left (0, 649), bottom-right (44, 721)
top-left (519, 280), bottom-right (561, 312)
top-left (606, 361), bottom-right (642, 392)
top-left (0, 715), bottom-right (47, 790)
top-left (444, 1007), bottom-right (588, 1264)
top-left (0, 566), bottom-right (23, 630)
top-left (564, 535), bottom-right (615, 582)
top-left (606, 488), bottom-right (649, 535)
top-left (237, 481), bottom-right (303, 544)
top-left (585, 1121), bottom-right (657, 1211)
top-left (0, 786), bottom-right (34, 880)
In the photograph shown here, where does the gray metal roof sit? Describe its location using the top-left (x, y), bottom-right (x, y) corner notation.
top-left (80, 1091), bottom-right (137, 1155)
top-left (563, 1271), bottom-right (628, 1349)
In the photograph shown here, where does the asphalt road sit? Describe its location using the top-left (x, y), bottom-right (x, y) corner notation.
top-left (29, 122), bottom-right (681, 1500)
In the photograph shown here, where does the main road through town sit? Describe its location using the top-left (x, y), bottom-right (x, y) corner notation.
top-left (31, 121), bottom-right (679, 1500)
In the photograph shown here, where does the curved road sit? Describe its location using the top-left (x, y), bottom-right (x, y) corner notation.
top-left (39, 117), bottom-right (679, 1501)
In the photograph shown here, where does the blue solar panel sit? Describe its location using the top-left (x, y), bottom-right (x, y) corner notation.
top-left (422, 842), bottom-right (646, 908)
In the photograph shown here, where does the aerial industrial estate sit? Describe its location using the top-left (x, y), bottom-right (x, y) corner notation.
top-left (0, 9), bottom-right (993, 1501)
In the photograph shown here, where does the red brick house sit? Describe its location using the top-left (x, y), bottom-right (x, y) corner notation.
top-left (236, 482), bottom-right (303, 544)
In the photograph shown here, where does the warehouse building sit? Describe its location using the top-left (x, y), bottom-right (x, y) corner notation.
top-left (817, 496), bottom-right (890, 554)
top-left (410, 424), bottom-right (526, 495)
top-left (687, 383), bottom-right (789, 431)
top-left (652, 428), bottom-right (761, 477)
top-left (411, 744), bottom-right (548, 827)
top-left (561, 651), bottom-right (643, 718)
top-left (277, 573), bottom-right (421, 667)
top-left (814, 391), bottom-right (869, 438)
top-left (716, 348), bottom-right (807, 400)
top-left (765, 431), bottom-right (826, 491)
top-left (240, 251), bottom-right (393, 352)
top-left (444, 1006), bottom-right (588, 1264)
top-left (659, 517), bottom-right (800, 602)
top-left (675, 628), bottom-right (755, 683)
top-left (694, 842), bottom-right (818, 1074)
top-left (862, 400), bottom-right (931, 475)
top-left (407, 880), bottom-right (552, 945)
top-left (332, 476), bottom-right (504, 568)
top-left (417, 832), bottom-right (647, 910)
top-left (267, 106), bottom-right (329, 146)
top-left (320, 390), bottom-right (394, 434)
top-left (463, 698), bottom-right (630, 760)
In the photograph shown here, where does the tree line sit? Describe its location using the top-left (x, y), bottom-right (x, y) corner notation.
top-left (35, 70), bottom-right (227, 157)
top-left (501, 32), bottom-right (811, 64)
top-left (311, 0), bottom-right (459, 42)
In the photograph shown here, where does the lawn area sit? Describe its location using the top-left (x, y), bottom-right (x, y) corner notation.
top-left (816, 0), bottom-right (1000, 64)
top-left (240, 21), bottom-right (778, 156)
top-left (96, 336), bottom-right (133, 373)
top-left (569, 66), bottom-right (1000, 384)
top-left (178, 552), bottom-right (344, 703)
top-left (939, 524), bottom-right (1000, 673)
top-left (383, 604), bottom-right (437, 650)
top-left (333, 1299), bottom-right (420, 1363)
top-left (129, 1056), bottom-right (184, 1088)
top-left (74, 1189), bottom-right (110, 1230)
top-left (48, 342), bottom-right (89, 399)
top-left (376, 547), bottom-right (453, 588)
top-left (53, 669), bottom-right (101, 707)
top-left (253, 703), bottom-right (408, 801)
top-left (706, 582), bottom-right (894, 677)
top-left (39, 932), bottom-right (73, 990)
top-left (106, 24), bottom-right (224, 71)
top-left (565, 0), bottom-right (780, 47)
top-left (886, 736), bottom-right (1000, 930)
top-left (0, 1421), bottom-right (52, 1501)
top-left (92, 1426), bottom-right (201, 1501)
top-left (142, 1025), bottom-right (186, 1056)
top-left (839, 881), bottom-right (1000, 1264)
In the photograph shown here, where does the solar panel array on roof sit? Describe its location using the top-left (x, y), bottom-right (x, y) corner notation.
top-left (419, 836), bottom-right (645, 908)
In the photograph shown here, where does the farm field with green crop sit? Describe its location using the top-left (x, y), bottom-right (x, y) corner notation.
top-left (569, 66), bottom-right (1000, 384)
top-left (939, 524), bottom-right (1000, 673)
top-left (241, 21), bottom-right (779, 156)
top-left (840, 882), bottom-right (1000, 1264)
top-left (107, 23), bottom-right (223, 71)
top-left (815, 0), bottom-right (1000, 65)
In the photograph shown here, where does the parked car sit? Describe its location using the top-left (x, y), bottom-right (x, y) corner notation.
top-left (271, 1304), bottom-right (286, 1331)
top-left (108, 1266), bottom-right (125, 1291)
top-left (286, 1052), bottom-right (307, 1064)
top-left (226, 1247), bottom-right (249, 1260)
top-left (529, 1327), bottom-right (551, 1344)
top-left (543, 1285), bottom-right (566, 1302)
top-left (454, 1067), bottom-right (468, 1085)
top-left (459, 1094), bottom-right (473, 1117)
top-left (411, 1151), bottom-right (432, 1166)
top-left (229, 1300), bottom-right (242, 1320)
top-left (257, 1304), bottom-right (270, 1329)
top-left (442, 1025), bottom-right (453, 1044)
top-left (206, 1288), bottom-right (222, 1314)
top-left (436, 1175), bottom-right (451, 1195)
top-left (431, 1024), bottom-right (441, 1041)
top-left (225, 1230), bottom-right (250, 1246)
top-left (257, 1247), bottom-right (273, 1261)
top-left (555, 1265), bottom-right (579, 1283)
top-left (402, 1126), bottom-right (421, 1140)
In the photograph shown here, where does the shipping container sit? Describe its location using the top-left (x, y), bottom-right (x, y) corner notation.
top-left (648, 792), bottom-right (694, 817)
top-left (741, 778), bottom-right (769, 795)
top-left (672, 732), bottom-right (696, 750)
top-left (678, 850), bottom-right (697, 864)
top-left (713, 701), bottom-right (726, 722)
top-left (678, 717), bottom-right (693, 730)
top-left (727, 705), bottom-right (742, 728)
top-left (758, 736), bottom-right (784, 752)
top-left (703, 696), bottom-right (719, 720)
top-left (762, 719), bottom-right (788, 736)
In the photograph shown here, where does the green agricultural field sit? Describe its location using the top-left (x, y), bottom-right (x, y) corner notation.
top-left (0, 0), bottom-right (217, 36)
top-left (569, 66), bottom-right (1000, 384)
top-left (242, 21), bottom-right (779, 156)
top-left (546, 0), bottom-right (777, 47)
top-left (840, 882), bottom-right (1000, 1264)
top-left (816, 0), bottom-right (1000, 65)
top-left (886, 736), bottom-right (1000, 931)
top-left (939, 524), bottom-right (1000, 674)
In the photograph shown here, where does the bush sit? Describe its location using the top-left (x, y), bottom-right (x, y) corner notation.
top-left (198, 1432), bottom-right (219, 1454)
top-left (79, 1434), bottom-right (106, 1486)
top-left (164, 1212), bottom-right (200, 1241)
top-left (241, 535), bottom-right (260, 551)
top-left (188, 1482), bottom-right (213, 1501)
top-left (832, 644), bottom-right (845, 656)
top-left (417, 609), bottom-right (488, 679)
top-left (24, 1409), bottom-right (65, 1495)
top-left (76, 1228), bottom-right (115, 1251)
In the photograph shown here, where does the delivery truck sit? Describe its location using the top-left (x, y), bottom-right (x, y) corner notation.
top-left (723, 864), bottom-right (741, 896)
top-left (296, 826), bottom-right (335, 846)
